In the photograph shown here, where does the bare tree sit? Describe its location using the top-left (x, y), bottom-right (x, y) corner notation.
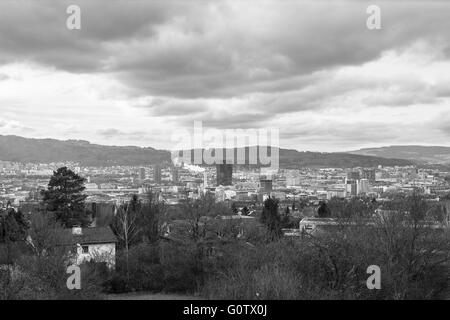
top-left (178, 194), bottom-right (216, 241)
top-left (111, 201), bottom-right (140, 282)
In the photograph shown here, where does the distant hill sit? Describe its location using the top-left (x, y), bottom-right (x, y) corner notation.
top-left (0, 135), bottom-right (170, 166)
top-left (0, 135), bottom-right (413, 168)
top-left (348, 145), bottom-right (450, 165)
top-left (176, 147), bottom-right (413, 168)
top-left (278, 149), bottom-right (413, 168)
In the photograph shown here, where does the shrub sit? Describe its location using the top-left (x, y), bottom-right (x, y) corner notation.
top-left (160, 241), bottom-right (201, 293)
top-left (200, 219), bottom-right (450, 300)
top-left (105, 243), bottom-right (164, 293)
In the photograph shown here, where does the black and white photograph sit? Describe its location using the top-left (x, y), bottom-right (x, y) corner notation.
top-left (0, 0), bottom-right (449, 308)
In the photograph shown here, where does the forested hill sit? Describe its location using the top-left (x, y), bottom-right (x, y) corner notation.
top-left (349, 145), bottom-right (450, 164)
top-left (0, 135), bottom-right (414, 168)
top-left (0, 135), bottom-right (170, 166)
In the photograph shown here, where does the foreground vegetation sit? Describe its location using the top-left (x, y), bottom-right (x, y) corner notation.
top-left (2, 196), bottom-right (448, 300)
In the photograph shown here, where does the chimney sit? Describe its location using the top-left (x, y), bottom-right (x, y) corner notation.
top-left (72, 226), bottom-right (82, 235)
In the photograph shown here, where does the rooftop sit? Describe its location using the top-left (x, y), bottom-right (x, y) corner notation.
top-left (54, 226), bottom-right (118, 246)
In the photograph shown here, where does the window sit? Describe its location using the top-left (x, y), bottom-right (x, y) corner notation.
top-left (82, 245), bottom-right (89, 254)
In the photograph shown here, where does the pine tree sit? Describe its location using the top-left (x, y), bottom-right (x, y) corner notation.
top-left (0, 207), bottom-right (29, 264)
top-left (41, 167), bottom-right (88, 227)
top-left (317, 201), bottom-right (331, 218)
top-left (0, 207), bottom-right (28, 242)
top-left (260, 197), bottom-right (282, 240)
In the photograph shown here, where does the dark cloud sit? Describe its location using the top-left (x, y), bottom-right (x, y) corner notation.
top-left (0, 0), bottom-right (193, 71)
top-left (102, 2), bottom-right (450, 99)
top-left (2, 1), bottom-right (450, 99)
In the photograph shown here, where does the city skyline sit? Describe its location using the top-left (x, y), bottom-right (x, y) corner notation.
top-left (1, 1), bottom-right (450, 153)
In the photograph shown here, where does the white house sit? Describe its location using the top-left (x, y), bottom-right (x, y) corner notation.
top-left (55, 226), bottom-right (118, 269)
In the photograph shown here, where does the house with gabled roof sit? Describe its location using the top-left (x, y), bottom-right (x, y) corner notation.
top-left (54, 226), bottom-right (118, 269)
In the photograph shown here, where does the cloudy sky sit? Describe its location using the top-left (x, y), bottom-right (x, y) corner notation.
top-left (0, 0), bottom-right (450, 152)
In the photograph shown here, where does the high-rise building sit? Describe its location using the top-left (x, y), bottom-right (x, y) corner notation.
top-left (260, 179), bottom-right (273, 194)
top-left (345, 178), bottom-right (358, 196)
top-left (216, 163), bottom-right (233, 186)
top-left (139, 167), bottom-right (146, 180)
top-left (172, 167), bottom-right (179, 184)
top-left (358, 179), bottom-right (370, 194)
top-left (153, 165), bottom-right (162, 184)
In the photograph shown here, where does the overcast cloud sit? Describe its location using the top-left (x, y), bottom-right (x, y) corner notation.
top-left (0, 0), bottom-right (449, 151)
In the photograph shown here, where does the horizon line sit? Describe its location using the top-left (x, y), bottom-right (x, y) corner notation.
top-left (2, 133), bottom-right (450, 154)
